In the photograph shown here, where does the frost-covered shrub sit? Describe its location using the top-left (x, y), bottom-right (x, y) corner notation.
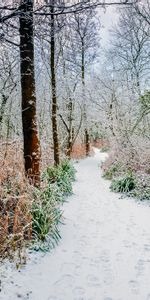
top-left (110, 173), bottom-right (136, 193)
top-left (60, 159), bottom-right (76, 181)
top-left (129, 173), bottom-right (150, 201)
top-left (103, 136), bottom-right (150, 201)
top-left (103, 163), bottom-right (121, 180)
top-left (32, 187), bottom-right (62, 245)
top-left (32, 160), bottom-right (76, 245)
top-left (43, 160), bottom-right (76, 196)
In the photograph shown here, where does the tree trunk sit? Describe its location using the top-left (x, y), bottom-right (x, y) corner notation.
top-left (85, 128), bottom-right (90, 156)
top-left (66, 135), bottom-right (72, 158)
top-left (19, 0), bottom-right (40, 185)
top-left (66, 98), bottom-right (73, 158)
top-left (50, 0), bottom-right (60, 165)
top-left (81, 40), bottom-right (90, 156)
top-left (0, 94), bottom-right (8, 137)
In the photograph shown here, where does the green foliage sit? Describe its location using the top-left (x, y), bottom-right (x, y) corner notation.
top-left (110, 172), bottom-right (136, 193)
top-left (44, 159), bottom-right (76, 196)
top-left (104, 160), bottom-right (150, 201)
top-left (103, 163), bottom-right (121, 180)
top-left (32, 191), bottom-right (62, 244)
top-left (60, 159), bottom-right (76, 181)
top-left (31, 160), bottom-right (76, 246)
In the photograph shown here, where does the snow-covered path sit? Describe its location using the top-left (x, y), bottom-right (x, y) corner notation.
top-left (1, 149), bottom-right (150, 300)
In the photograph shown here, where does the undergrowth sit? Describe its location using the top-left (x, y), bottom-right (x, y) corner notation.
top-left (103, 157), bottom-right (150, 201)
top-left (129, 174), bottom-right (150, 201)
top-left (110, 172), bottom-right (136, 193)
top-left (103, 163), bottom-right (122, 180)
top-left (32, 160), bottom-right (76, 250)
top-left (0, 159), bottom-right (76, 260)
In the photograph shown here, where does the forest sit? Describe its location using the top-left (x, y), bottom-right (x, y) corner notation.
top-left (0, 0), bottom-right (150, 299)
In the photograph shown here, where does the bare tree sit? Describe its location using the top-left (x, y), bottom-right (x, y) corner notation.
top-left (67, 8), bottom-right (100, 155)
top-left (110, 6), bottom-right (150, 95)
top-left (134, 0), bottom-right (150, 26)
top-left (0, 45), bottom-right (17, 136)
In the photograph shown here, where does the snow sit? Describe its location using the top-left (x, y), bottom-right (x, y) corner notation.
top-left (1, 148), bottom-right (150, 300)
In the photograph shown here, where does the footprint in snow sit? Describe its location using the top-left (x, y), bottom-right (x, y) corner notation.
top-left (54, 274), bottom-right (74, 288)
top-left (86, 274), bottom-right (100, 287)
top-left (144, 244), bottom-right (150, 252)
top-left (60, 262), bottom-right (76, 273)
top-left (135, 259), bottom-right (145, 275)
top-left (103, 272), bottom-right (114, 286)
top-left (73, 297), bottom-right (85, 300)
top-left (128, 280), bottom-right (139, 294)
top-left (73, 286), bottom-right (85, 296)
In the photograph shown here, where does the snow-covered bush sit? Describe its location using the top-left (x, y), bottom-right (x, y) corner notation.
top-left (43, 160), bottom-right (76, 196)
top-left (129, 173), bottom-right (150, 201)
top-left (31, 160), bottom-right (76, 247)
top-left (0, 158), bottom-right (76, 258)
top-left (110, 172), bottom-right (136, 194)
top-left (32, 188), bottom-right (62, 245)
top-left (103, 163), bottom-right (122, 180)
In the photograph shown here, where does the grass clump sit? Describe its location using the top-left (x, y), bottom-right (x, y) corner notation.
top-left (110, 172), bottom-right (136, 193)
top-left (44, 159), bottom-right (76, 196)
top-left (31, 160), bottom-right (76, 248)
top-left (31, 188), bottom-right (62, 245)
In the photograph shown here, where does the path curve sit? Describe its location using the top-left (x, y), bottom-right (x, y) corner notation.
top-left (1, 148), bottom-right (150, 300)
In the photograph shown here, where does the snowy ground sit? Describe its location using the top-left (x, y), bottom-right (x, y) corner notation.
top-left (1, 148), bottom-right (150, 300)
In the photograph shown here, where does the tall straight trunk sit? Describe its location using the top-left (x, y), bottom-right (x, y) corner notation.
top-left (66, 99), bottom-right (73, 158)
top-left (0, 94), bottom-right (8, 137)
top-left (81, 40), bottom-right (90, 156)
top-left (19, 0), bottom-right (40, 185)
top-left (50, 0), bottom-right (60, 165)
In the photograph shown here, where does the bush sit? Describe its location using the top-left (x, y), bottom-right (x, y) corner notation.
top-left (110, 172), bottom-right (136, 193)
top-left (44, 159), bottom-right (76, 196)
top-left (129, 174), bottom-right (150, 201)
top-left (61, 159), bottom-right (76, 181)
top-left (0, 176), bottom-right (33, 262)
top-left (32, 189), bottom-right (62, 246)
top-left (31, 160), bottom-right (76, 246)
top-left (103, 163), bottom-right (121, 180)
top-left (0, 159), bottom-right (76, 257)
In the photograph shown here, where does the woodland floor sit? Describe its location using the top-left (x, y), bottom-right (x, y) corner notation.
top-left (1, 148), bottom-right (150, 300)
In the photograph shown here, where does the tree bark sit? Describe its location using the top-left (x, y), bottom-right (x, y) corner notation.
top-left (66, 98), bottom-right (73, 158)
top-left (85, 128), bottom-right (90, 156)
top-left (50, 0), bottom-right (60, 165)
top-left (19, 0), bottom-right (40, 185)
top-left (81, 40), bottom-right (90, 156)
top-left (0, 94), bottom-right (8, 137)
